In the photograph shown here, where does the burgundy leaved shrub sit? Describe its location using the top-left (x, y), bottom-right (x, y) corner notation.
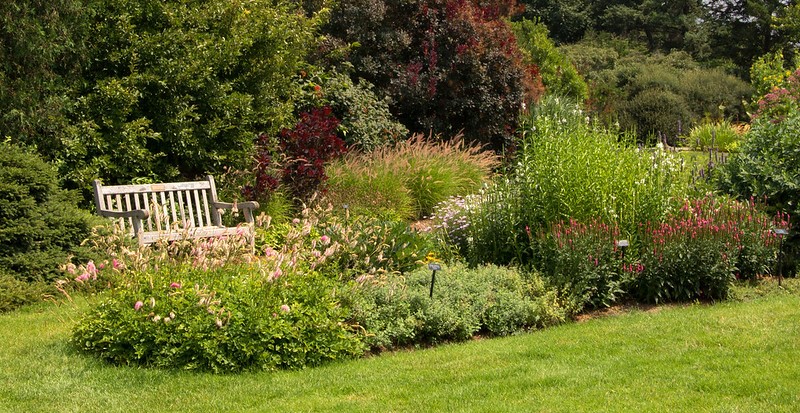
top-left (244, 106), bottom-right (346, 203)
top-left (324, 0), bottom-right (543, 151)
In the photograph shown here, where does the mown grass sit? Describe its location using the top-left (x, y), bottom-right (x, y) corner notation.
top-left (2, 280), bottom-right (800, 412)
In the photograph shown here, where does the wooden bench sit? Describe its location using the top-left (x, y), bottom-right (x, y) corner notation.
top-left (92, 175), bottom-right (259, 245)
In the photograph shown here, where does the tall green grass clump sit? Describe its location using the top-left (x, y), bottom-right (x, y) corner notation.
top-left (462, 96), bottom-right (686, 265)
top-left (325, 134), bottom-right (498, 220)
top-left (688, 120), bottom-right (745, 152)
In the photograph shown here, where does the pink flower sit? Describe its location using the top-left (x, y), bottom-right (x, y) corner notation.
top-left (112, 259), bottom-right (121, 270)
top-left (170, 282), bottom-right (182, 289)
top-left (280, 304), bottom-right (291, 313)
top-left (292, 218), bottom-right (300, 224)
top-left (320, 235), bottom-right (330, 245)
top-left (75, 273), bottom-right (90, 282)
top-left (271, 269), bottom-right (283, 280)
top-left (86, 260), bottom-right (98, 276)
top-left (134, 301), bottom-right (144, 311)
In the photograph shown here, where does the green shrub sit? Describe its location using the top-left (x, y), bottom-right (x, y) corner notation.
top-left (344, 263), bottom-right (566, 351)
top-left (716, 111), bottom-right (800, 234)
top-left (325, 135), bottom-right (498, 220)
top-left (0, 142), bottom-right (97, 282)
top-left (72, 264), bottom-right (363, 372)
top-left (678, 69), bottom-right (752, 121)
top-left (511, 19), bottom-right (589, 102)
top-left (619, 88), bottom-right (691, 144)
top-left (317, 71), bottom-right (409, 151)
top-left (0, 270), bottom-right (51, 313)
top-left (561, 42), bottom-right (750, 139)
top-left (56, 0), bottom-right (320, 191)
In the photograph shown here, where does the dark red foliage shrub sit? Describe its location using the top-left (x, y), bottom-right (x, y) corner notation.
top-left (243, 106), bottom-right (346, 203)
top-left (279, 106), bottom-right (346, 200)
top-left (324, 0), bottom-right (542, 151)
top-left (241, 132), bottom-right (282, 202)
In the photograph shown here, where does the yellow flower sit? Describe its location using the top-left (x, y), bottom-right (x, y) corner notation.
top-left (423, 251), bottom-right (438, 264)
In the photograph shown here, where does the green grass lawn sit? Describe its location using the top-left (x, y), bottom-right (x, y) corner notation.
top-left (2, 283), bottom-right (800, 412)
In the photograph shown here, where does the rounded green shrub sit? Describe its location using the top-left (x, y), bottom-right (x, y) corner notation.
top-left (320, 72), bottom-right (409, 151)
top-left (678, 69), bottom-right (751, 122)
top-left (0, 142), bottom-right (97, 282)
top-left (619, 88), bottom-right (692, 144)
top-left (344, 263), bottom-right (566, 351)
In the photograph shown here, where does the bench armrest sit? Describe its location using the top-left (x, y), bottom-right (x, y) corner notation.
top-left (97, 209), bottom-right (150, 219)
top-left (212, 200), bottom-right (259, 224)
top-left (212, 201), bottom-right (260, 211)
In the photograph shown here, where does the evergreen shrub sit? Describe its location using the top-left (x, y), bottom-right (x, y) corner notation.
top-left (0, 142), bottom-right (96, 283)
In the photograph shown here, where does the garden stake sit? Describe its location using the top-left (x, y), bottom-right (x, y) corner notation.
top-left (773, 228), bottom-right (788, 286)
top-left (428, 263), bottom-right (441, 298)
top-left (616, 240), bottom-right (629, 262)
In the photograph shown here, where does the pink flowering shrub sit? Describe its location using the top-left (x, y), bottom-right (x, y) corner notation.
top-left (633, 196), bottom-right (789, 303)
top-left (71, 264), bottom-right (364, 372)
top-left (533, 218), bottom-right (627, 313)
top-left (752, 68), bottom-right (800, 123)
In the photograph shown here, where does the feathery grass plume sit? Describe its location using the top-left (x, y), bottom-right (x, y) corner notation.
top-left (325, 133), bottom-right (499, 220)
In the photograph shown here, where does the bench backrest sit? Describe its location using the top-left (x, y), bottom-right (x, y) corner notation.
top-left (93, 176), bottom-right (223, 235)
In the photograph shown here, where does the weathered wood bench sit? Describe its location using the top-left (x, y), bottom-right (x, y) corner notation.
top-left (92, 175), bottom-right (259, 245)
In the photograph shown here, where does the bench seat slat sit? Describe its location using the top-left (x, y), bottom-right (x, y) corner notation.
top-left (138, 226), bottom-right (246, 245)
top-left (185, 190), bottom-right (196, 228)
top-left (169, 191), bottom-right (178, 226)
top-left (193, 190), bottom-right (203, 228)
top-left (201, 189), bottom-right (212, 227)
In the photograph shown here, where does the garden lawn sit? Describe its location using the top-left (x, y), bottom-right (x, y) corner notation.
top-left (2, 286), bottom-right (800, 413)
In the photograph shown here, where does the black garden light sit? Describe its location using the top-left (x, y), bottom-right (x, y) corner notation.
top-left (428, 263), bottom-right (441, 298)
top-left (773, 228), bottom-right (789, 286)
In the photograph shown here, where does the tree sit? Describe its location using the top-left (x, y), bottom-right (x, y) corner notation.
top-left (0, 0), bottom-right (89, 155)
top-left (519, 0), bottom-right (593, 43)
top-left (61, 0), bottom-right (320, 190)
top-left (324, 0), bottom-right (542, 150)
top-left (704, 0), bottom-right (796, 76)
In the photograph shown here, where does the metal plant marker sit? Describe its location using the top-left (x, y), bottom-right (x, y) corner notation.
top-left (616, 239), bottom-right (629, 261)
top-left (428, 263), bottom-right (441, 298)
top-left (773, 228), bottom-right (789, 286)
